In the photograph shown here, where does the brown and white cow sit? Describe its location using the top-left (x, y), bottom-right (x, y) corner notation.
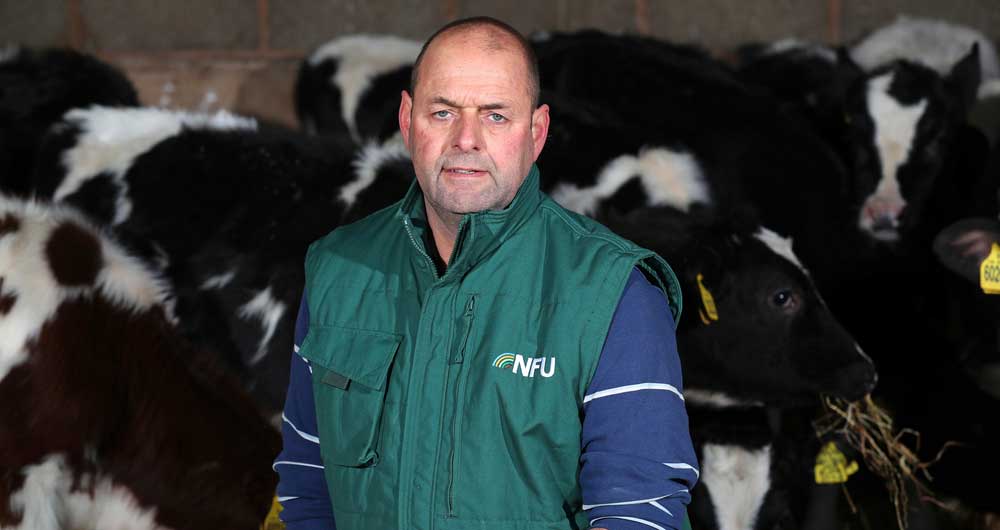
top-left (0, 197), bottom-right (279, 529)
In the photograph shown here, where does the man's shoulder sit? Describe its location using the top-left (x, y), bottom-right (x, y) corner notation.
top-left (536, 196), bottom-right (645, 256)
top-left (534, 196), bottom-right (683, 324)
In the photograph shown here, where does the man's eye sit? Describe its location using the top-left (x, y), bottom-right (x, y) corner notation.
top-left (488, 113), bottom-right (506, 123)
top-left (433, 110), bottom-right (450, 119)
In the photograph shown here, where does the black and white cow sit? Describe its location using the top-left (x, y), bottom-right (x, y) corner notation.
top-left (0, 47), bottom-right (138, 196)
top-left (538, 117), bottom-right (876, 528)
top-left (839, 47), bottom-right (988, 245)
top-left (295, 34), bottom-right (419, 141)
top-left (30, 106), bottom-right (415, 418)
top-left (0, 196), bottom-right (279, 530)
top-left (740, 38), bottom-right (989, 248)
top-left (603, 204), bottom-right (875, 530)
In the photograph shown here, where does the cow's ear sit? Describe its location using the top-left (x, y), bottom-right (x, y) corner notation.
top-left (834, 47), bottom-right (865, 92)
top-left (682, 227), bottom-right (727, 288)
top-left (947, 43), bottom-right (981, 115)
top-left (933, 217), bottom-right (1000, 284)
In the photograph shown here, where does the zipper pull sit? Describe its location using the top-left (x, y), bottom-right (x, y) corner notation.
top-left (449, 296), bottom-right (476, 364)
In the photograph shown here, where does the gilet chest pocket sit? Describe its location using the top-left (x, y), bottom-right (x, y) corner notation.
top-left (299, 326), bottom-right (402, 468)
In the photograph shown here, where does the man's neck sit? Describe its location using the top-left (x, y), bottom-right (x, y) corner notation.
top-left (423, 199), bottom-right (462, 266)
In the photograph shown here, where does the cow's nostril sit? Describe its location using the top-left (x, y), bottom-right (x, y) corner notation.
top-left (868, 216), bottom-right (901, 242)
top-left (871, 215), bottom-right (897, 232)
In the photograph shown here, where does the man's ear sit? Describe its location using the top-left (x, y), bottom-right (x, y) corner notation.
top-left (531, 103), bottom-right (550, 161)
top-left (399, 90), bottom-right (413, 150)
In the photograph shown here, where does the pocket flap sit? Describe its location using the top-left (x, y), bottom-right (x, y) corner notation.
top-left (299, 326), bottom-right (402, 391)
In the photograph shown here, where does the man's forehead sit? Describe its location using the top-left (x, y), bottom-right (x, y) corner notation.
top-left (428, 25), bottom-right (516, 54)
top-left (423, 33), bottom-right (520, 70)
top-left (417, 41), bottom-right (528, 100)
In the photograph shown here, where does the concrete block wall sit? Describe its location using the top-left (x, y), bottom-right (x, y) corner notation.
top-left (2, 0), bottom-right (999, 128)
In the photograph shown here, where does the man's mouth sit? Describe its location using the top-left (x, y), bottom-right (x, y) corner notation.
top-left (444, 167), bottom-right (486, 176)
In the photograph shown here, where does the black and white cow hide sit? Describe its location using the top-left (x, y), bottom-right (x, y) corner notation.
top-left (736, 41), bottom-right (865, 161)
top-left (0, 197), bottom-right (279, 530)
top-left (0, 47), bottom-right (138, 197)
top-left (533, 31), bottom-right (868, 295)
top-left (849, 15), bottom-right (999, 87)
top-left (295, 34), bottom-right (419, 142)
top-left (30, 106), bottom-right (414, 418)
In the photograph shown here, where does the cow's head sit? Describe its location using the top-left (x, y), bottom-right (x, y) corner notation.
top-left (933, 216), bottom-right (1000, 401)
top-left (842, 45), bottom-right (981, 243)
top-left (607, 206), bottom-right (877, 407)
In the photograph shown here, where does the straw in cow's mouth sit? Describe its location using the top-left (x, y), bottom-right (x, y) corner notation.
top-left (814, 395), bottom-right (961, 530)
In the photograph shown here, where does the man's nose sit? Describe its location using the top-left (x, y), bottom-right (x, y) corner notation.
top-left (453, 112), bottom-right (483, 152)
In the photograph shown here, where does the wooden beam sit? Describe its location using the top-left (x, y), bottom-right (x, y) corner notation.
top-left (67, 0), bottom-right (86, 49)
top-left (257, 0), bottom-right (271, 51)
top-left (635, 0), bottom-right (650, 35)
top-left (827, 0), bottom-right (842, 44)
top-left (443, 0), bottom-right (459, 22)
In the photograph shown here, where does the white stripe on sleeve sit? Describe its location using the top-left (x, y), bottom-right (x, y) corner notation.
top-left (297, 353), bottom-right (313, 373)
top-left (272, 460), bottom-right (325, 471)
top-left (591, 516), bottom-right (666, 530)
top-left (583, 494), bottom-right (672, 510)
top-left (584, 383), bottom-right (684, 404)
top-left (664, 462), bottom-right (700, 478)
top-left (282, 413), bottom-right (320, 444)
top-left (650, 500), bottom-right (673, 517)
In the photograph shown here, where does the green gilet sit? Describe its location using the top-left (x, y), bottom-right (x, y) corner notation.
top-left (301, 165), bottom-right (681, 530)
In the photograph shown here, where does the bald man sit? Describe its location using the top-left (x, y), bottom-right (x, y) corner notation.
top-left (274, 17), bottom-right (698, 530)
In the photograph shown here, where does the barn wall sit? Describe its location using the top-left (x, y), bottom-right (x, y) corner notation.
top-left (2, 0), bottom-right (998, 128)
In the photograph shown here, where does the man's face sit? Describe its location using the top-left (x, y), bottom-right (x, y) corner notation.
top-left (399, 31), bottom-right (549, 222)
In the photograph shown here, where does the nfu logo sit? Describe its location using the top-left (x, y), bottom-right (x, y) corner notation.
top-left (492, 353), bottom-right (556, 378)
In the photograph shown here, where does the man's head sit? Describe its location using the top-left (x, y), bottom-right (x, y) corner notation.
top-left (399, 17), bottom-right (549, 228)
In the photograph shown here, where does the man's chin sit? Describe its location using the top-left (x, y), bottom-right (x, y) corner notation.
top-left (440, 196), bottom-right (505, 216)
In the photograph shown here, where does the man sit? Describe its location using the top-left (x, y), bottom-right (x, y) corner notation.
top-left (275, 17), bottom-right (698, 530)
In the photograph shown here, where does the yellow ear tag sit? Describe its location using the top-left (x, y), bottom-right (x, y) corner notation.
top-left (980, 243), bottom-right (1000, 295)
top-left (814, 441), bottom-right (859, 484)
top-left (696, 273), bottom-right (719, 324)
top-left (260, 495), bottom-right (286, 530)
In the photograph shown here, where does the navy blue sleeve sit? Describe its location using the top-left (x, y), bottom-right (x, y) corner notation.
top-left (581, 268), bottom-right (700, 530)
top-left (274, 295), bottom-right (336, 529)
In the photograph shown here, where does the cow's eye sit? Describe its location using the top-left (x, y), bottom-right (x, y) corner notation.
top-left (772, 290), bottom-right (791, 306)
top-left (770, 289), bottom-right (799, 313)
